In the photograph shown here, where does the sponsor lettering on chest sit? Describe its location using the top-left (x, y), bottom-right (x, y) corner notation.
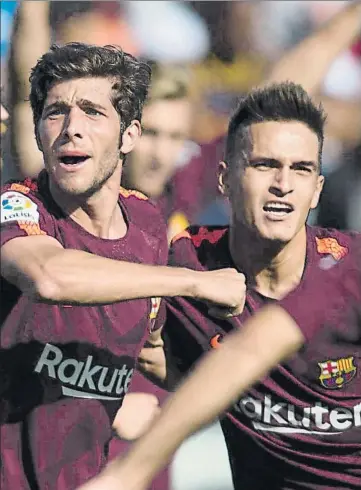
top-left (34, 343), bottom-right (134, 401)
top-left (234, 394), bottom-right (361, 435)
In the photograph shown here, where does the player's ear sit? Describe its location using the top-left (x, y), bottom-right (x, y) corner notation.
top-left (120, 120), bottom-right (141, 155)
top-left (218, 161), bottom-right (230, 197)
top-left (310, 174), bottom-right (325, 210)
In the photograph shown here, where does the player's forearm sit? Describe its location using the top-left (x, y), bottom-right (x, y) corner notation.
top-left (109, 305), bottom-right (304, 485)
top-left (266, 2), bottom-right (361, 94)
top-left (32, 249), bottom-right (199, 304)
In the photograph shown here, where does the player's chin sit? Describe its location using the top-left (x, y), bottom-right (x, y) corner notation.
top-left (259, 223), bottom-right (297, 244)
top-left (55, 177), bottom-right (93, 196)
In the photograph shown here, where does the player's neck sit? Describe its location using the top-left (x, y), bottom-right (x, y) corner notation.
top-left (229, 225), bottom-right (308, 300)
top-left (49, 170), bottom-right (127, 240)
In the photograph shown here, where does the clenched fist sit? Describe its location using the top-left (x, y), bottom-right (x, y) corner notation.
top-left (194, 268), bottom-right (246, 318)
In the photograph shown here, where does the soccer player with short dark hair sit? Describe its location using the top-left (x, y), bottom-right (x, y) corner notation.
top-left (80, 235), bottom-right (361, 490)
top-left (83, 81), bottom-right (361, 490)
top-left (0, 43), bottom-right (246, 489)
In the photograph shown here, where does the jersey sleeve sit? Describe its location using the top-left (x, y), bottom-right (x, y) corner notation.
top-left (1, 182), bottom-right (56, 248)
top-left (168, 228), bottom-right (205, 271)
top-left (279, 238), bottom-right (361, 342)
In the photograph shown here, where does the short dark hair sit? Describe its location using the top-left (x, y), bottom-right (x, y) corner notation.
top-left (225, 81), bottom-right (326, 170)
top-left (29, 42), bottom-right (151, 137)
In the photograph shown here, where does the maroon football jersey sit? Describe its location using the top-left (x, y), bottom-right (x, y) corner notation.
top-left (0, 171), bottom-right (168, 489)
top-left (164, 225), bottom-right (361, 490)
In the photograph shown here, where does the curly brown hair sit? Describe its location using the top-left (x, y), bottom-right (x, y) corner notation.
top-left (29, 42), bottom-right (151, 138)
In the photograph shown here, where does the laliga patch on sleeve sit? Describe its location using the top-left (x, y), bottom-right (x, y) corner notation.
top-left (1, 191), bottom-right (40, 224)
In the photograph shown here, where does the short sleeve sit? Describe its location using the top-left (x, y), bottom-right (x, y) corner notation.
top-left (1, 182), bottom-right (55, 248)
top-left (280, 241), bottom-right (361, 342)
top-left (168, 228), bottom-right (204, 271)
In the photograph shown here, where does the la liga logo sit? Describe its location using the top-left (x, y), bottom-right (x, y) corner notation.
top-left (1, 191), bottom-right (40, 224)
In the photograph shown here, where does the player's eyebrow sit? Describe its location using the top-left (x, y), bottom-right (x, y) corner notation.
top-left (291, 160), bottom-right (319, 172)
top-left (77, 99), bottom-right (108, 112)
top-left (42, 101), bottom-right (69, 117)
top-left (292, 160), bottom-right (317, 167)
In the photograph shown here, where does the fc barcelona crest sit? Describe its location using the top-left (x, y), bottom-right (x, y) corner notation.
top-left (318, 357), bottom-right (357, 389)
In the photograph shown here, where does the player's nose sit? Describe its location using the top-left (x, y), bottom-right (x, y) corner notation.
top-left (63, 107), bottom-right (85, 140)
top-left (270, 167), bottom-right (293, 196)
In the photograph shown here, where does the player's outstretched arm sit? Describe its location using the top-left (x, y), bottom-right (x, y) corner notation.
top-left (265, 1), bottom-right (361, 94)
top-left (1, 235), bottom-right (246, 308)
top-left (77, 304), bottom-right (303, 490)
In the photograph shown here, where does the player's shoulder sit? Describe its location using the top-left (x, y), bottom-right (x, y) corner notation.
top-left (169, 225), bottom-right (229, 270)
top-left (2, 176), bottom-right (40, 197)
top-left (171, 225), bottom-right (228, 247)
top-left (1, 175), bottom-right (50, 223)
top-left (308, 225), bottom-right (360, 260)
top-left (119, 186), bottom-right (166, 237)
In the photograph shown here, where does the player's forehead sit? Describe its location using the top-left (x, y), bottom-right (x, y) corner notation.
top-left (43, 77), bottom-right (115, 110)
top-left (249, 121), bottom-right (319, 163)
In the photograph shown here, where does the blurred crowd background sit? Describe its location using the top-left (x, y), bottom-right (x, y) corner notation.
top-left (1, 1), bottom-right (360, 237)
top-left (0, 2), bottom-right (360, 489)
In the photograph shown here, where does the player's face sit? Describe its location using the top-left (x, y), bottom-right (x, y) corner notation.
top-left (220, 121), bottom-right (324, 243)
top-left (38, 77), bottom-right (140, 196)
top-left (124, 98), bottom-right (191, 198)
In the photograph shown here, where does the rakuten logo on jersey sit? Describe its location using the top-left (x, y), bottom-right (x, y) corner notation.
top-left (34, 343), bottom-right (133, 401)
top-left (234, 395), bottom-right (361, 435)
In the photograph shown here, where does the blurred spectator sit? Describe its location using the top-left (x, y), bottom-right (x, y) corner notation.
top-left (124, 1), bottom-right (210, 64)
top-left (51, 1), bottom-right (138, 53)
top-left (188, 2), bottom-right (267, 143)
top-left (121, 64), bottom-right (195, 239)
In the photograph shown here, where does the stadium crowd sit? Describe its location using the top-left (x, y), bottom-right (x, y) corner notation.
top-left (0, 2), bottom-right (360, 490)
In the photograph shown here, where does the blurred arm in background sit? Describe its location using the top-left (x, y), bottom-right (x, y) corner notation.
top-left (8, 1), bottom-right (50, 180)
top-left (265, 1), bottom-right (361, 145)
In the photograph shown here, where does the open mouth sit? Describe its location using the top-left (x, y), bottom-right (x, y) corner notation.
top-left (263, 201), bottom-right (294, 217)
top-left (59, 155), bottom-right (90, 166)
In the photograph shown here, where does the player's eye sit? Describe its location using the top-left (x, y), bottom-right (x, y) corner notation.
top-left (294, 164), bottom-right (312, 174)
top-left (84, 107), bottom-right (103, 116)
top-left (46, 108), bottom-right (64, 119)
top-left (251, 161), bottom-right (276, 170)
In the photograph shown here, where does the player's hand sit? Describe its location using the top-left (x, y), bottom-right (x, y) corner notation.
top-left (112, 393), bottom-right (160, 441)
top-left (194, 268), bottom-right (246, 318)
